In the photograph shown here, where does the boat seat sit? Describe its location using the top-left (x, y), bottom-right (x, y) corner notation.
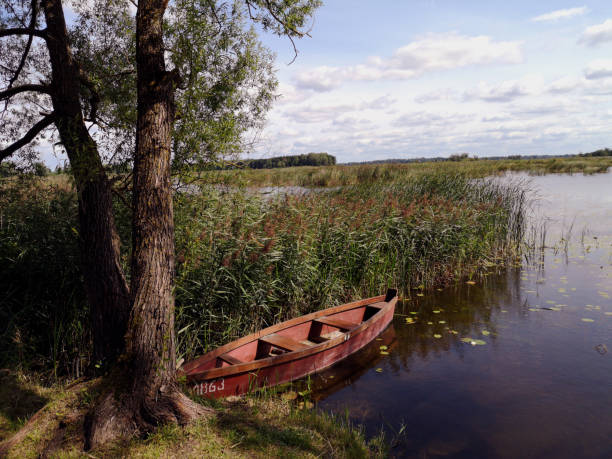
top-left (261, 333), bottom-right (310, 352)
top-left (219, 354), bottom-right (243, 365)
top-left (368, 301), bottom-right (386, 309)
top-left (315, 316), bottom-right (359, 331)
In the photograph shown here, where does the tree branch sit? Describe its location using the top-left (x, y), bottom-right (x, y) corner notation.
top-left (0, 27), bottom-right (47, 39)
top-left (244, 0), bottom-right (305, 64)
top-left (0, 113), bottom-right (55, 162)
top-left (78, 70), bottom-right (100, 123)
top-left (0, 83), bottom-right (51, 101)
top-left (7, 0), bottom-right (40, 89)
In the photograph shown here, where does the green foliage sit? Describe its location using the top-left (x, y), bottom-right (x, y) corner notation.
top-left (68, 0), bottom-right (280, 171)
top-left (168, 0), bottom-right (278, 170)
top-left (0, 161), bottom-right (18, 177)
top-left (242, 0), bottom-right (323, 38)
top-left (32, 162), bottom-right (50, 177)
top-left (579, 147), bottom-right (612, 157)
top-left (448, 153), bottom-right (471, 162)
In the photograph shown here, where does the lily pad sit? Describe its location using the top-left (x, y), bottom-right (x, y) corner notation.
top-left (460, 337), bottom-right (486, 345)
top-left (481, 330), bottom-right (490, 336)
top-left (581, 318), bottom-right (595, 322)
top-left (466, 281), bottom-right (476, 285)
top-left (433, 334), bottom-right (442, 339)
top-left (432, 310), bottom-right (441, 314)
top-left (379, 345), bottom-right (388, 350)
top-left (380, 351), bottom-right (390, 355)
top-left (375, 368), bottom-right (383, 373)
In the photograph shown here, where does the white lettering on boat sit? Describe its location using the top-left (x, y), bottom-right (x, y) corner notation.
top-left (192, 378), bottom-right (225, 395)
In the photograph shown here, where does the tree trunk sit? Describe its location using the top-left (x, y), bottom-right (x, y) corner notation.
top-left (85, 0), bottom-right (206, 448)
top-left (42, 0), bottom-right (130, 368)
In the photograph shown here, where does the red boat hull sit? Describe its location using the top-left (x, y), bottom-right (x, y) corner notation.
top-left (184, 292), bottom-right (397, 398)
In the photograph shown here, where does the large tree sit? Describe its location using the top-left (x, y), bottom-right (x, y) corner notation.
top-left (0, 0), bottom-right (320, 448)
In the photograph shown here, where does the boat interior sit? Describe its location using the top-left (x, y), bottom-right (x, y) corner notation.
top-left (194, 302), bottom-right (387, 372)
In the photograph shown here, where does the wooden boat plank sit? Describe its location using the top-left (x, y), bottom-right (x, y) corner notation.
top-left (315, 316), bottom-right (359, 331)
top-left (261, 333), bottom-right (309, 352)
top-left (219, 354), bottom-right (243, 365)
top-left (368, 301), bottom-right (386, 309)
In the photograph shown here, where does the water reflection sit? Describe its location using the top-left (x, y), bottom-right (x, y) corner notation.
top-left (307, 172), bottom-right (612, 459)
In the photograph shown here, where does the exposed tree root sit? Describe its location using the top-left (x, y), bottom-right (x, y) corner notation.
top-left (85, 384), bottom-right (212, 450)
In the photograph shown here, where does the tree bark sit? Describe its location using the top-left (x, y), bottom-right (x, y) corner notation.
top-left (42, 0), bottom-right (130, 367)
top-left (85, 0), bottom-right (206, 448)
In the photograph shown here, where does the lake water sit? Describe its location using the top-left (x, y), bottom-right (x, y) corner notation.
top-left (309, 172), bottom-right (612, 458)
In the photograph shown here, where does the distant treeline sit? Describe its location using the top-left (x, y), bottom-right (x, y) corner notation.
top-left (343, 148), bottom-right (612, 166)
top-left (231, 153), bottom-right (336, 169)
top-left (578, 148), bottom-right (612, 157)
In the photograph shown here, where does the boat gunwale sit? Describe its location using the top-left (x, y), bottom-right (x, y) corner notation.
top-left (182, 293), bottom-right (397, 380)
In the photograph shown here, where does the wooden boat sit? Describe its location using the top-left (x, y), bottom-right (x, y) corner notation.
top-left (180, 289), bottom-right (398, 398)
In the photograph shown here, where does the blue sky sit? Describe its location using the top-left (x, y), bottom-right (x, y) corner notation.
top-left (252, 1), bottom-right (612, 162)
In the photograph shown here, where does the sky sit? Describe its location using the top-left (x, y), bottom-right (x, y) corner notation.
top-left (251, 0), bottom-right (612, 163)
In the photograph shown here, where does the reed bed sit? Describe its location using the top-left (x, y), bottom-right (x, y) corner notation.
top-left (0, 172), bottom-right (526, 376)
top-left (173, 174), bottom-right (527, 361)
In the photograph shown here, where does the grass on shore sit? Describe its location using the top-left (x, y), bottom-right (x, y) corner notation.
top-left (0, 371), bottom-right (384, 458)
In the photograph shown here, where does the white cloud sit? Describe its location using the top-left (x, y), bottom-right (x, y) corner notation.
top-left (276, 83), bottom-right (314, 105)
top-left (293, 66), bottom-right (348, 92)
top-left (463, 76), bottom-right (544, 102)
top-left (293, 33), bottom-right (523, 91)
top-left (282, 96), bottom-right (396, 124)
top-left (547, 76), bottom-right (582, 94)
top-left (414, 88), bottom-right (458, 104)
top-left (579, 19), bottom-right (612, 46)
top-left (531, 7), bottom-right (588, 22)
top-left (393, 111), bottom-right (472, 128)
top-left (384, 33), bottom-right (523, 73)
top-left (584, 59), bottom-right (612, 79)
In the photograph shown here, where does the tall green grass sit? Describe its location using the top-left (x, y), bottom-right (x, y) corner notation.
top-left (0, 181), bottom-right (87, 378)
top-left (173, 174), bottom-right (526, 361)
top-left (0, 173), bottom-right (526, 376)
